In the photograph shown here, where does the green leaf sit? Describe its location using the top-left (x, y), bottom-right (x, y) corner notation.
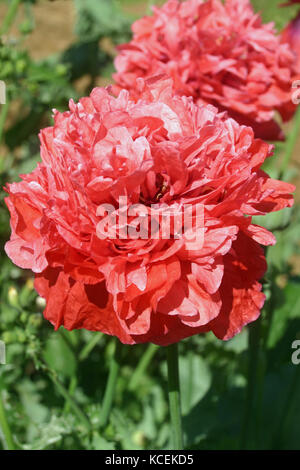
top-left (17, 379), bottom-right (49, 426)
top-left (21, 415), bottom-right (72, 450)
top-left (180, 352), bottom-right (212, 416)
top-left (251, 0), bottom-right (299, 31)
top-left (74, 0), bottom-right (130, 43)
top-left (253, 207), bottom-right (293, 232)
top-left (91, 432), bottom-right (116, 450)
top-left (43, 333), bottom-right (77, 379)
top-left (268, 278), bottom-right (300, 349)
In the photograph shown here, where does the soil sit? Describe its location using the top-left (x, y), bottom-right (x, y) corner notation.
top-left (23, 0), bottom-right (76, 60)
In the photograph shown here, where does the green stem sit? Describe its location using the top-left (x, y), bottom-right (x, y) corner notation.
top-left (166, 343), bottom-right (183, 450)
top-left (63, 376), bottom-right (77, 415)
top-left (100, 338), bottom-right (123, 428)
top-left (0, 390), bottom-right (15, 450)
top-left (128, 343), bottom-right (158, 391)
top-left (280, 104), bottom-right (300, 177)
top-left (79, 332), bottom-right (102, 362)
top-left (0, 0), bottom-right (22, 36)
top-left (59, 329), bottom-right (77, 354)
top-left (48, 371), bottom-right (91, 431)
top-left (240, 318), bottom-right (261, 449)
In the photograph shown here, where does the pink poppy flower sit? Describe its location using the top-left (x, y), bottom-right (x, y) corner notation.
top-left (114, 0), bottom-right (297, 141)
top-left (281, 8), bottom-right (300, 75)
top-left (4, 76), bottom-right (294, 345)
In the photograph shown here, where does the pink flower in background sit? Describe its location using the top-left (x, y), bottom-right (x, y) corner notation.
top-left (5, 76), bottom-right (294, 345)
top-left (281, 0), bottom-right (300, 75)
top-left (114, 0), bottom-right (297, 141)
top-left (282, 12), bottom-right (300, 73)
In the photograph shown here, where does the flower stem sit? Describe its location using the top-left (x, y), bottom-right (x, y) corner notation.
top-left (280, 104), bottom-right (300, 177)
top-left (63, 376), bottom-right (78, 415)
top-left (129, 343), bottom-right (158, 391)
top-left (0, 390), bottom-right (15, 450)
top-left (79, 332), bottom-right (103, 362)
top-left (48, 371), bottom-right (91, 431)
top-left (166, 343), bottom-right (184, 450)
top-left (100, 337), bottom-right (123, 428)
top-left (240, 318), bottom-right (261, 449)
top-left (0, 0), bottom-right (21, 36)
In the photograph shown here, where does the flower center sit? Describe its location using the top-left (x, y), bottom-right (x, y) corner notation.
top-left (140, 173), bottom-right (169, 206)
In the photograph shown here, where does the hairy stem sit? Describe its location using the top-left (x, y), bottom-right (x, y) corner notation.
top-left (166, 343), bottom-right (184, 450)
top-left (129, 343), bottom-right (158, 391)
top-left (79, 332), bottom-right (102, 362)
top-left (240, 318), bottom-right (262, 449)
top-left (48, 370), bottom-right (91, 431)
top-left (0, 0), bottom-right (22, 36)
top-left (0, 389), bottom-right (15, 450)
top-left (100, 338), bottom-right (123, 428)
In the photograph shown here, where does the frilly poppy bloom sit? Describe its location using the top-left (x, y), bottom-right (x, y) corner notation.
top-left (281, 3), bottom-right (300, 74)
top-left (114, 0), bottom-right (297, 141)
top-left (4, 76), bottom-right (294, 345)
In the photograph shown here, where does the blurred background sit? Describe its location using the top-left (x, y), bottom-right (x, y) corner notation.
top-left (0, 0), bottom-right (300, 450)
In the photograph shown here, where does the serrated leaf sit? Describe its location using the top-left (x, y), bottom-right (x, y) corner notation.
top-left (22, 415), bottom-right (72, 450)
top-left (91, 432), bottom-right (116, 450)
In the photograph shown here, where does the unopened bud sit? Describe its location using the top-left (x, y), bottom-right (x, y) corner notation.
top-left (36, 296), bottom-right (46, 309)
top-left (8, 286), bottom-right (19, 308)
